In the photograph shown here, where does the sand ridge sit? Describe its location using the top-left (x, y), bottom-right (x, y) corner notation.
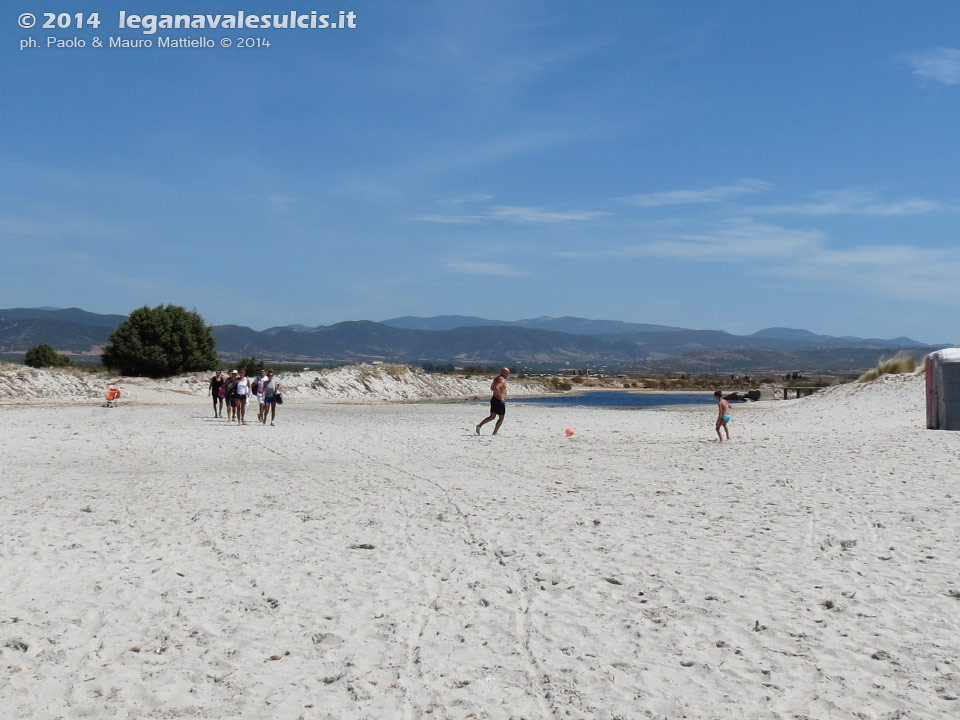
top-left (0, 363), bottom-right (548, 406)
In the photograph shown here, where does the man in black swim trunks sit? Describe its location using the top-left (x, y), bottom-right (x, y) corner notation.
top-left (476, 367), bottom-right (510, 435)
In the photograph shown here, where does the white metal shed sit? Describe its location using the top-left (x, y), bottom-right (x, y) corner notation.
top-left (926, 348), bottom-right (960, 430)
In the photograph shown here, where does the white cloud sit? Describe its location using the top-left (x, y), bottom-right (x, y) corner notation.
top-left (444, 261), bottom-right (531, 277)
top-left (757, 189), bottom-right (945, 216)
top-left (394, 5), bottom-right (608, 106)
top-left (335, 178), bottom-right (404, 201)
top-left (416, 214), bottom-right (483, 224)
top-left (411, 128), bottom-right (605, 179)
top-left (555, 215), bottom-right (960, 306)
top-left (556, 219), bottom-right (822, 260)
top-left (433, 193), bottom-right (496, 206)
top-left (268, 194), bottom-right (298, 211)
top-left (901, 47), bottom-right (960, 85)
top-left (620, 179), bottom-right (772, 208)
top-left (0, 214), bottom-right (144, 243)
top-left (417, 204), bottom-right (609, 225)
top-left (771, 244), bottom-right (960, 302)
top-left (654, 223), bottom-right (821, 258)
top-left (489, 206), bottom-right (610, 223)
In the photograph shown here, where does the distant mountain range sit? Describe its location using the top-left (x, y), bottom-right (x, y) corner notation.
top-left (382, 316), bottom-right (924, 348)
top-left (0, 307), bottom-right (946, 374)
top-left (381, 315), bottom-right (687, 334)
top-left (0, 307), bottom-right (128, 354)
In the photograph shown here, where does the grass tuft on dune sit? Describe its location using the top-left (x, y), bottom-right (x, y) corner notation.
top-left (858, 352), bottom-right (918, 382)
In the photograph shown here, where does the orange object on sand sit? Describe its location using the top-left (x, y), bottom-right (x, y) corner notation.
top-left (106, 388), bottom-right (121, 401)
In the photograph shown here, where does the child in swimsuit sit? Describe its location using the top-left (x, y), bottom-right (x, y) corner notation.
top-left (714, 390), bottom-right (731, 442)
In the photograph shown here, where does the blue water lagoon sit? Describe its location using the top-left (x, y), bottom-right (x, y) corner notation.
top-left (504, 391), bottom-right (714, 409)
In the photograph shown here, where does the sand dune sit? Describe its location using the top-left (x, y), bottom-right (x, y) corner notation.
top-left (0, 363), bottom-right (548, 406)
top-left (2, 371), bottom-right (959, 719)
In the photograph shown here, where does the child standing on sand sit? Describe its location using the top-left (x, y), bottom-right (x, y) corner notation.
top-left (714, 390), bottom-right (731, 441)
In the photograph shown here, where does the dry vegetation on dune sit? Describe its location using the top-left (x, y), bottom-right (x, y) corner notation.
top-left (858, 352), bottom-right (920, 382)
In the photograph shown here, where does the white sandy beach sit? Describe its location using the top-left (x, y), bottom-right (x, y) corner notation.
top-left (2, 367), bottom-right (959, 719)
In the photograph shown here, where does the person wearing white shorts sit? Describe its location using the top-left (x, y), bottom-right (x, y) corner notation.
top-left (255, 369), bottom-right (269, 422)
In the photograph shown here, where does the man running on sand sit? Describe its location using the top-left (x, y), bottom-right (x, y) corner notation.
top-left (477, 367), bottom-right (510, 435)
top-left (714, 390), bottom-right (731, 441)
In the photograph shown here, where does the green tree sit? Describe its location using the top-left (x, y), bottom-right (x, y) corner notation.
top-left (237, 356), bottom-right (265, 375)
top-left (24, 343), bottom-right (72, 368)
top-left (101, 305), bottom-right (217, 377)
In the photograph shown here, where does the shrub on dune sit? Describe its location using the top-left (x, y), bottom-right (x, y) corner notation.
top-left (24, 343), bottom-right (72, 368)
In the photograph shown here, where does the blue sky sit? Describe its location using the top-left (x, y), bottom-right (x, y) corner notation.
top-left (2, 1), bottom-right (958, 343)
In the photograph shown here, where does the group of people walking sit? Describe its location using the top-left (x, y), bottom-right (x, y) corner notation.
top-left (209, 368), bottom-right (281, 426)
